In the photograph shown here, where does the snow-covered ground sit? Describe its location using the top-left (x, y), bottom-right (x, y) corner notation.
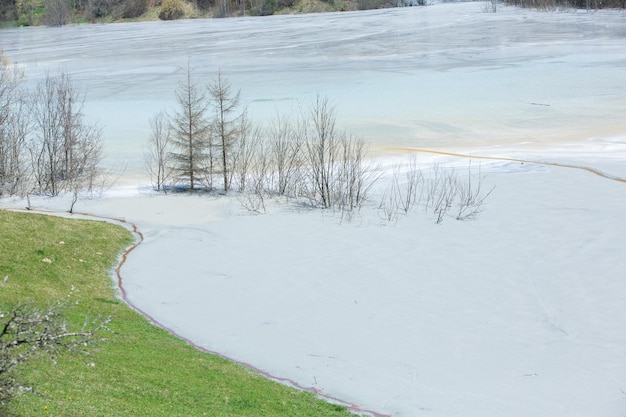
top-left (5, 148), bottom-right (626, 417)
top-left (2, 3), bottom-right (626, 416)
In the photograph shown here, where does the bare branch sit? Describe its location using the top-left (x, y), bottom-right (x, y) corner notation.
top-left (0, 299), bottom-right (110, 403)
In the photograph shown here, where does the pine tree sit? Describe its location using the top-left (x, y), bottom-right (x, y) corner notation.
top-left (169, 65), bottom-right (211, 190)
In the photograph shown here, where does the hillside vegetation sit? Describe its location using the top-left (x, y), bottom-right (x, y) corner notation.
top-left (3, 0), bottom-right (622, 27)
top-left (0, 0), bottom-right (405, 26)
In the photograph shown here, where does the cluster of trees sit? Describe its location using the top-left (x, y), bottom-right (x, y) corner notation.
top-left (146, 66), bottom-right (376, 217)
top-left (0, 0), bottom-right (154, 26)
top-left (148, 66), bottom-right (494, 223)
top-left (0, 54), bottom-right (104, 212)
top-left (502, 0), bottom-right (624, 8)
top-left (1, 51), bottom-right (494, 223)
top-left (2, 0), bottom-right (625, 26)
top-left (0, 0), bottom-right (423, 26)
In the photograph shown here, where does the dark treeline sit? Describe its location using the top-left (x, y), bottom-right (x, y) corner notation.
top-left (2, 0), bottom-right (623, 27)
top-left (503, 0), bottom-right (624, 8)
top-left (0, 0), bottom-right (419, 27)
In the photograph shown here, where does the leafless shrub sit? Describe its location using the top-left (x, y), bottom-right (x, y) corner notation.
top-left (398, 155), bottom-right (423, 213)
top-left (237, 189), bottom-right (265, 213)
top-left (43, 0), bottom-right (71, 26)
top-left (455, 163), bottom-right (495, 221)
top-left (430, 169), bottom-right (458, 224)
top-left (68, 123), bottom-right (103, 213)
top-left (237, 186), bottom-right (266, 213)
top-left (421, 162), bottom-right (439, 215)
top-left (232, 115), bottom-right (262, 193)
top-left (0, 57), bottom-right (30, 197)
top-left (0, 296), bottom-right (110, 404)
top-left (378, 156), bottom-right (423, 223)
top-left (378, 182), bottom-right (400, 223)
top-left (268, 113), bottom-right (305, 197)
top-left (145, 111), bottom-right (173, 193)
top-left (237, 139), bottom-right (271, 213)
top-left (0, 54), bottom-right (21, 127)
top-left (426, 163), bottom-right (494, 223)
top-left (0, 97), bottom-right (30, 197)
top-left (336, 135), bottom-right (379, 221)
top-left (502, 0), bottom-right (625, 9)
top-left (303, 96), bottom-right (339, 209)
top-left (30, 72), bottom-right (104, 201)
top-left (302, 96), bottom-right (378, 216)
top-left (380, 157), bottom-right (494, 224)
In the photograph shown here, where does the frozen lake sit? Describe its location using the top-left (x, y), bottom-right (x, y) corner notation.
top-left (3, 5), bottom-right (626, 416)
top-left (2, 2), bottom-right (626, 178)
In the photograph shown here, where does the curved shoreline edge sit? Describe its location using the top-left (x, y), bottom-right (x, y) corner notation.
top-left (109, 218), bottom-right (391, 417)
top-left (4, 206), bottom-right (389, 417)
top-left (4, 147), bottom-right (624, 417)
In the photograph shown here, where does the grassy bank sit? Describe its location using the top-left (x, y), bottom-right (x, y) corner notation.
top-left (0, 210), bottom-right (353, 417)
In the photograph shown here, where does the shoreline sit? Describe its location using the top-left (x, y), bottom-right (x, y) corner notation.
top-left (2, 149), bottom-right (626, 416)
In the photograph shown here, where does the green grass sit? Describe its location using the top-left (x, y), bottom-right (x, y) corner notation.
top-left (0, 210), bottom-right (354, 417)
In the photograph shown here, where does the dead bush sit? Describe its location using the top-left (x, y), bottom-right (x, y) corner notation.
top-left (159, 0), bottom-right (186, 19)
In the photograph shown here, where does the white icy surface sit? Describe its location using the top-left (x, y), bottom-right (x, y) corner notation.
top-left (2, 4), bottom-right (626, 417)
top-left (3, 2), bottom-right (626, 174)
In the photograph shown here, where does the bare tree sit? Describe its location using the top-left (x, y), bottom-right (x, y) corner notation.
top-left (337, 135), bottom-right (379, 218)
top-left (303, 96), bottom-right (378, 215)
top-left (0, 54), bottom-right (30, 197)
top-left (455, 163), bottom-right (495, 221)
top-left (0, 298), bottom-right (109, 405)
top-left (215, 0), bottom-right (231, 17)
top-left (0, 96), bottom-right (30, 197)
top-left (378, 164), bottom-right (400, 223)
top-left (431, 170), bottom-right (458, 224)
top-left (67, 124), bottom-right (103, 213)
top-left (43, 0), bottom-right (71, 26)
top-left (207, 71), bottom-right (242, 193)
top-left (31, 72), bottom-right (103, 198)
top-left (237, 139), bottom-right (271, 214)
top-left (378, 157), bottom-right (423, 223)
top-left (269, 112), bottom-right (305, 197)
top-left (31, 74), bottom-right (63, 195)
top-left (304, 95), bottom-right (339, 209)
top-left (169, 64), bottom-right (211, 191)
top-left (232, 112), bottom-right (262, 192)
top-left (399, 155), bottom-right (423, 213)
top-left (0, 54), bottom-right (21, 129)
top-left (145, 111), bottom-right (172, 193)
